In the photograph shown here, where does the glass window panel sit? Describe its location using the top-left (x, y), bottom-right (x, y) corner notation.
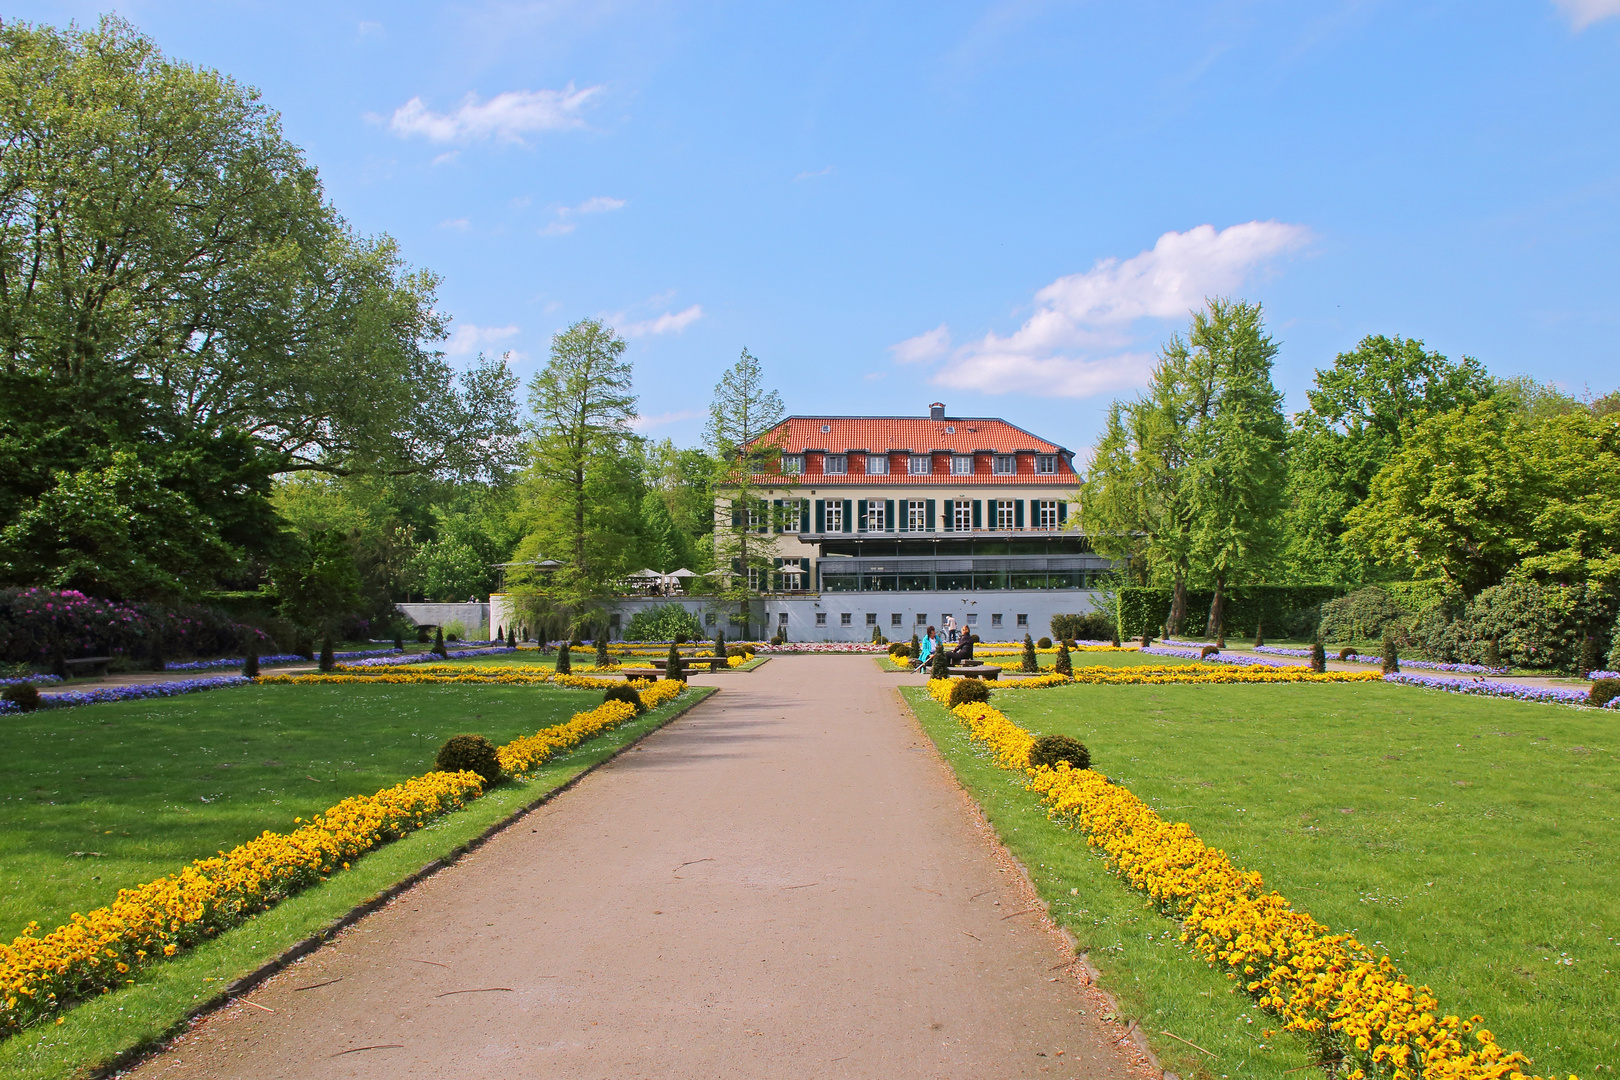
top-left (866, 454), bottom-right (889, 474)
top-left (909, 455), bottom-right (931, 475)
top-left (950, 455), bottom-right (973, 475)
top-left (824, 454), bottom-right (847, 475)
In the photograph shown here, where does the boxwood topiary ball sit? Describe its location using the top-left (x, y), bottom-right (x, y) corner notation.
top-left (947, 678), bottom-right (992, 707)
top-left (1590, 678), bottom-right (1620, 709)
top-left (1037, 637), bottom-right (1052, 649)
top-left (603, 682), bottom-right (646, 714)
top-left (436, 734), bottom-right (501, 783)
top-left (2, 683), bottom-right (42, 712)
top-left (1029, 734), bottom-right (1090, 771)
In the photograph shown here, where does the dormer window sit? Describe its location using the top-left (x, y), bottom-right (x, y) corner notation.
top-left (1036, 454), bottom-right (1057, 474)
top-left (824, 454), bottom-right (847, 475)
top-left (908, 455), bottom-right (931, 475)
top-left (950, 454), bottom-right (974, 476)
top-left (865, 454), bottom-right (889, 475)
top-left (992, 454), bottom-right (1016, 475)
top-left (781, 454), bottom-right (804, 475)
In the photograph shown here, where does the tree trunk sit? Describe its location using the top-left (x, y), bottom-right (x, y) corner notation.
top-left (1167, 572), bottom-right (1188, 637)
top-left (1206, 571), bottom-right (1225, 640)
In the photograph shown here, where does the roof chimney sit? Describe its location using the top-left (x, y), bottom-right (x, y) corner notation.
top-left (929, 402), bottom-right (946, 421)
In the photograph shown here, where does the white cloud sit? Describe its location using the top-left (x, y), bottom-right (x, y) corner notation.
top-left (541, 195), bottom-right (625, 236)
top-left (358, 20), bottom-right (382, 36)
top-left (444, 322), bottom-right (520, 357)
top-left (431, 151), bottom-right (459, 167)
top-left (388, 84), bottom-right (599, 144)
top-left (1553, 0), bottom-right (1620, 28)
top-left (614, 304), bottom-right (703, 338)
top-left (795, 165), bottom-right (834, 180)
top-left (630, 409), bottom-right (705, 433)
top-left (438, 217), bottom-right (470, 231)
top-left (890, 324), bottom-right (951, 364)
top-left (899, 221), bottom-right (1311, 398)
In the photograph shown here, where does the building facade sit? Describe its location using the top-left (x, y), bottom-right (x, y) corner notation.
top-left (712, 403), bottom-right (1113, 641)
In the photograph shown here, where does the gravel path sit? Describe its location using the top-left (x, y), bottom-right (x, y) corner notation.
top-left (124, 656), bottom-right (1147, 1080)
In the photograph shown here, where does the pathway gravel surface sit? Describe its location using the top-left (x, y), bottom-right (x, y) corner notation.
top-left (124, 656), bottom-right (1148, 1080)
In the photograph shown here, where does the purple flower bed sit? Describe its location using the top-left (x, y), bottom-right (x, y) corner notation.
top-left (1141, 645), bottom-right (1298, 667)
top-left (1382, 672), bottom-right (1617, 708)
top-left (0, 673), bottom-right (62, 688)
top-left (1254, 645), bottom-right (1507, 675)
top-left (341, 646), bottom-right (517, 668)
top-left (165, 647), bottom-right (404, 672)
top-left (1590, 670), bottom-right (1620, 680)
top-left (0, 675), bottom-right (251, 714)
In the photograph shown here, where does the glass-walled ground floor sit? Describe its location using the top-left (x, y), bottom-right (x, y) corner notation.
top-left (815, 556), bottom-right (1113, 592)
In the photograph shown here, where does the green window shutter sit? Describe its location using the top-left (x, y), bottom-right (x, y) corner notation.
top-left (943, 500), bottom-right (952, 531)
top-left (800, 500), bottom-right (810, 531)
top-left (758, 500), bottom-right (769, 534)
top-left (972, 500), bottom-right (982, 529)
top-left (885, 499), bottom-right (895, 532)
top-left (815, 499), bottom-right (825, 532)
top-left (858, 501), bottom-right (868, 532)
top-left (773, 498), bottom-right (783, 534)
top-left (1014, 500), bottom-right (1025, 529)
top-left (926, 499), bottom-right (936, 530)
top-left (843, 499), bottom-right (853, 532)
top-left (1058, 501), bottom-right (1068, 525)
top-left (731, 507), bottom-right (742, 529)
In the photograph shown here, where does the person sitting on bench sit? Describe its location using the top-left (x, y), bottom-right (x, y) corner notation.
top-left (945, 633), bottom-right (976, 666)
top-left (912, 627), bottom-right (938, 672)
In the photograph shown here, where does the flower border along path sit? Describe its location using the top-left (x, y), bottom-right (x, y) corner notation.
top-left (913, 678), bottom-right (1571, 1080)
top-left (0, 679), bottom-right (707, 1070)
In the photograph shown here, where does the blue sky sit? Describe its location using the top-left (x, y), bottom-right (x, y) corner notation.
top-left (18, 0), bottom-right (1620, 454)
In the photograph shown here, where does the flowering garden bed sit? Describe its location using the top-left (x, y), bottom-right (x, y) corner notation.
top-left (903, 678), bottom-right (1613, 1079)
top-left (0, 677), bottom-right (707, 1072)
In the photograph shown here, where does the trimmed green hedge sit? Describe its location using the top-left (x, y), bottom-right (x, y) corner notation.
top-left (1117, 585), bottom-right (1344, 638)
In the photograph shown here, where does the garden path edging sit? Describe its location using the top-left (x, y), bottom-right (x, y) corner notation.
top-left (95, 685), bottom-right (718, 1080)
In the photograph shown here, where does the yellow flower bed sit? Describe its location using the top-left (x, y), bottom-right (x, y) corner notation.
top-left (0, 683), bottom-right (687, 1034)
top-left (927, 683), bottom-right (1567, 1080)
top-left (931, 665), bottom-right (1382, 688)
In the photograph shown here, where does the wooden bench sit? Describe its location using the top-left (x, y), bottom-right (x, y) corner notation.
top-left (63, 656), bottom-right (112, 678)
top-left (949, 665), bottom-right (1000, 680)
top-left (618, 667), bottom-right (660, 679)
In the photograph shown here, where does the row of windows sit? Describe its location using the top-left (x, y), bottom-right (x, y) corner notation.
top-left (782, 453), bottom-right (1058, 476)
top-left (743, 498), bottom-right (1063, 533)
top-left (812, 612), bottom-right (1032, 627)
top-left (820, 570), bottom-right (1104, 591)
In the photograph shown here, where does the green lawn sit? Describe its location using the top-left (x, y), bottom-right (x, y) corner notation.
top-left (0, 684), bottom-right (714, 1080)
top-left (0, 681), bottom-right (616, 939)
top-left (904, 682), bottom-right (1618, 1080)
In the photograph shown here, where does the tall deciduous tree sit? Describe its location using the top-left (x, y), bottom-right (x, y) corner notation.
top-left (707, 348), bottom-right (785, 639)
top-left (511, 319), bottom-right (641, 632)
top-left (1280, 336), bottom-right (1493, 582)
top-left (1177, 299), bottom-right (1288, 636)
top-left (0, 17), bottom-right (520, 598)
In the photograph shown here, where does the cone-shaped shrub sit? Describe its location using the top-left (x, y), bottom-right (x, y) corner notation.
top-left (1253, 622), bottom-right (1265, 649)
top-left (319, 636), bottom-right (335, 673)
top-left (930, 647), bottom-right (950, 680)
top-left (1381, 633), bottom-right (1400, 674)
top-left (1054, 640), bottom-right (1073, 676)
top-left (433, 626), bottom-right (447, 658)
top-left (596, 634), bottom-right (609, 666)
top-left (556, 642), bottom-right (571, 675)
top-left (666, 640), bottom-right (685, 682)
top-left (1020, 633), bottom-right (1038, 673)
top-left (714, 629), bottom-right (726, 658)
top-left (508, 627), bottom-right (517, 648)
top-left (242, 641), bottom-right (260, 679)
top-left (1311, 640), bottom-right (1327, 674)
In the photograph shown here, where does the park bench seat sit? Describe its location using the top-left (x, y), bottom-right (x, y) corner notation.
top-left (949, 665), bottom-right (999, 679)
top-left (63, 656), bottom-right (112, 677)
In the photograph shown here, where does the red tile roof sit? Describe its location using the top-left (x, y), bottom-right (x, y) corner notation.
top-left (755, 416), bottom-right (1069, 455)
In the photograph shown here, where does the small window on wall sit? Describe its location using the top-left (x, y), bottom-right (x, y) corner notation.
top-left (991, 614), bottom-right (1003, 627)
top-left (866, 454), bottom-right (889, 475)
top-left (841, 612), bottom-right (852, 626)
top-left (965, 613), bottom-right (979, 625)
top-left (866, 612), bottom-right (878, 626)
top-left (916, 613), bottom-right (928, 625)
top-left (1017, 614), bottom-right (1028, 627)
top-left (706, 613), bottom-right (717, 625)
top-left (953, 500), bottom-right (972, 530)
top-left (778, 612), bottom-right (789, 626)
top-left (907, 500), bottom-right (927, 530)
top-left (1036, 454), bottom-right (1057, 474)
top-left (782, 454), bottom-right (804, 474)
top-left (816, 612), bottom-right (828, 626)
top-left (992, 454), bottom-right (1015, 475)
top-left (950, 455), bottom-right (974, 475)
top-left (890, 613), bottom-right (903, 627)
top-left (826, 502), bottom-right (844, 531)
top-left (909, 455), bottom-right (931, 475)
top-left (824, 454), bottom-right (848, 475)
top-left (995, 500), bottom-right (1015, 529)
top-left (1038, 500), bottom-right (1059, 528)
